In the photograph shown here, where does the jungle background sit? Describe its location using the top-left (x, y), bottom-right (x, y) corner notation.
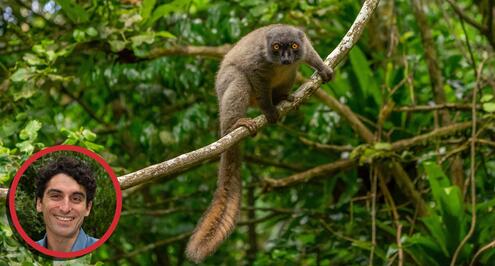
top-left (1, 0), bottom-right (495, 265)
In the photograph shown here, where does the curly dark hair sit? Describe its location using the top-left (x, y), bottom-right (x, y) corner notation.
top-left (36, 156), bottom-right (96, 204)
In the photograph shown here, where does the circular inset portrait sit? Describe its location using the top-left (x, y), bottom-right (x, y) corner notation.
top-left (7, 145), bottom-right (122, 259)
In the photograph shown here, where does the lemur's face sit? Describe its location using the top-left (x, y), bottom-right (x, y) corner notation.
top-left (266, 28), bottom-right (305, 65)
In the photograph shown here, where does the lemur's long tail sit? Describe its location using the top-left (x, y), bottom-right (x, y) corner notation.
top-left (185, 146), bottom-right (242, 263)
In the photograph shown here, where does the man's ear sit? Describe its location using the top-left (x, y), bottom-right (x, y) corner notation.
top-left (36, 198), bottom-right (42, 212)
top-left (84, 201), bottom-right (93, 217)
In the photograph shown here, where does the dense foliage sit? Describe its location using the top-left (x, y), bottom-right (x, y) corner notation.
top-left (1, 0), bottom-right (495, 265)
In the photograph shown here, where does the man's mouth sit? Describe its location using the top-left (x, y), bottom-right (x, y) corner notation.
top-left (55, 215), bottom-right (75, 222)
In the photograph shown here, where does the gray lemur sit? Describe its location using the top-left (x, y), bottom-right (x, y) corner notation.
top-left (185, 24), bottom-right (333, 263)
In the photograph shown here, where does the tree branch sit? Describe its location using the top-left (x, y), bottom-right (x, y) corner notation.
top-left (263, 121), bottom-right (473, 189)
top-left (391, 122), bottom-right (472, 151)
top-left (445, 0), bottom-right (488, 33)
top-left (393, 103), bottom-right (480, 112)
top-left (245, 155), bottom-right (305, 171)
top-left (299, 137), bottom-right (354, 152)
top-left (147, 44), bottom-right (232, 59)
top-left (314, 87), bottom-right (428, 215)
top-left (263, 158), bottom-right (356, 188)
top-left (411, 0), bottom-right (450, 126)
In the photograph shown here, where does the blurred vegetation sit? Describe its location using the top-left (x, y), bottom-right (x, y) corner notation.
top-left (0, 0), bottom-right (495, 265)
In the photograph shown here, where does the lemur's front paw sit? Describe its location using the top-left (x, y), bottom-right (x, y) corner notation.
top-left (318, 65), bottom-right (334, 83)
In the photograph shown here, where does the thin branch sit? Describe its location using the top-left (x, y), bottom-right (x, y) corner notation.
top-left (451, 60), bottom-right (485, 266)
top-left (477, 139), bottom-right (495, 148)
top-left (245, 155), bottom-right (305, 171)
top-left (391, 122), bottom-right (472, 151)
top-left (60, 85), bottom-right (110, 126)
top-left (393, 103), bottom-right (480, 112)
top-left (245, 180), bottom-right (258, 264)
top-left (369, 166), bottom-right (377, 266)
top-left (313, 89), bottom-right (375, 143)
top-left (315, 88), bottom-right (428, 215)
top-left (263, 159), bottom-right (356, 188)
top-left (319, 218), bottom-right (366, 244)
top-left (380, 176), bottom-right (403, 266)
top-left (263, 158), bottom-right (356, 188)
top-left (237, 213), bottom-right (283, 226)
top-left (471, 239), bottom-right (495, 266)
top-left (445, 0), bottom-right (487, 33)
top-left (147, 44), bottom-right (232, 59)
top-left (411, 0), bottom-right (450, 126)
top-left (299, 137), bottom-right (354, 152)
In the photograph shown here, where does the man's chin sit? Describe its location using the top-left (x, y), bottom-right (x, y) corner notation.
top-left (50, 227), bottom-right (79, 239)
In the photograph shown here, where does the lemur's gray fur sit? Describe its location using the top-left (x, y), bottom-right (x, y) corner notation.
top-left (185, 24), bottom-right (333, 263)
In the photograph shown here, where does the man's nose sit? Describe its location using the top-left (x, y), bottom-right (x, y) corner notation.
top-left (58, 198), bottom-right (71, 212)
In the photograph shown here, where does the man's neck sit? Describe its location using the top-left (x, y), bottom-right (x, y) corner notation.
top-left (46, 229), bottom-right (80, 252)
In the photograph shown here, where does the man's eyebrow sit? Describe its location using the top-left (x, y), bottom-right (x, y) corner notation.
top-left (46, 189), bottom-right (63, 194)
top-left (45, 189), bottom-right (86, 198)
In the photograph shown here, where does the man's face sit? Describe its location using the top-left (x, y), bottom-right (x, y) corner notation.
top-left (36, 173), bottom-right (92, 239)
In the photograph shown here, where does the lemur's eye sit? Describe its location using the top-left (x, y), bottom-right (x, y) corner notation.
top-left (291, 43), bottom-right (299, 49)
top-left (272, 43), bottom-right (280, 50)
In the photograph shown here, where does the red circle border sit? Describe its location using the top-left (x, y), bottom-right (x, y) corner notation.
top-left (8, 145), bottom-right (122, 259)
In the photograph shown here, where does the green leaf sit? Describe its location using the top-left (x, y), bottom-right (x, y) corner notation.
top-left (349, 47), bottom-right (382, 105)
top-left (86, 27), bottom-right (98, 37)
top-left (423, 161), bottom-right (450, 210)
top-left (155, 31), bottom-right (176, 39)
top-left (32, 17), bottom-right (46, 28)
top-left (15, 141), bottom-right (34, 154)
top-left (298, 234), bottom-right (315, 245)
top-left (82, 129), bottom-right (97, 141)
top-left (0, 120), bottom-right (21, 138)
top-left (108, 40), bottom-right (127, 52)
top-left (130, 32), bottom-right (155, 47)
top-left (374, 142), bottom-right (392, 150)
top-left (421, 216), bottom-right (449, 256)
top-left (23, 54), bottom-right (44, 66)
top-left (19, 120), bottom-right (42, 141)
top-left (149, 0), bottom-right (189, 25)
top-left (400, 31), bottom-right (415, 43)
top-left (55, 0), bottom-right (90, 24)
top-left (13, 81), bottom-right (37, 101)
top-left (404, 234), bottom-right (443, 266)
top-left (141, 0), bottom-right (157, 22)
top-left (481, 94), bottom-right (493, 103)
top-left (482, 103), bottom-right (495, 113)
top-left (10, 68), bottom-right (34, 82)
top-left (82, 141), bottom-right (104, 152)
top-left (73, 29), bottom-right (86, 42)
top-left (423, 161), bottom-right (466, 251)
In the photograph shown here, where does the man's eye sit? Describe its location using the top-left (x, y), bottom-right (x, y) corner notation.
top-left (72, 196), bottom-right (83, 203)
top-left (50, 194), bottom-right (62, 200)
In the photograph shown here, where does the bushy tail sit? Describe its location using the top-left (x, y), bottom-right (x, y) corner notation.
top-left (185, 146), bottom-right (242, 263)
